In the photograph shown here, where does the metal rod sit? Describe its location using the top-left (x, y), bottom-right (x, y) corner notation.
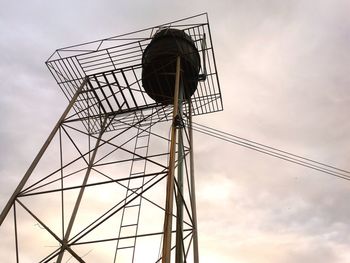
top-left (113, 115), bottom-right (138, 263)
top-left (20, 171), bottom-right (166, 197)
top-left (175, 82), bottom-right (184, 263)
top-left (16, 199), bottom-right (84, 263)
top-left (56, 116), bottom-right (108, 262)
top-left (75, 229), bottom-right (192, 246)
top-left (59, 127), bottom-right (65, 240)
top-left (189, 101), bottom-right (199, 263)
top-left (0, 78), bottom-right (87, 226)
top-left (162, 56), bottom-right (181, 263)
top-left (69, 173), bottom-right (168, 246)
top-left (13, 202), bottom-right (19, 263)
top-left (22, 105), bottom-right (165, 195)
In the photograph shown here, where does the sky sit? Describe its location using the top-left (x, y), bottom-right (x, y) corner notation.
top-left (1, 0), bottom-right (350, 262)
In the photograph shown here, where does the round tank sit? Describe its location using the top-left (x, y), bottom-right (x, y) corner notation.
top-left (142, 28), bottom-right (201, 104)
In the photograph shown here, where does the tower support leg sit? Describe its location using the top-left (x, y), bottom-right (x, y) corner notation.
top-left (162, 56), bottom-right (181, 263)
top-left (175, 81), bottom-right (184, 263)
top-left (0, 78), bottom-right (87, 226)
top-left (189, 102), bottom-right (199, 263)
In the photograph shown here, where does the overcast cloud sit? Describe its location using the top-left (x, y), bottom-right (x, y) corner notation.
top-left (1, 0), bottom-right (350, 262)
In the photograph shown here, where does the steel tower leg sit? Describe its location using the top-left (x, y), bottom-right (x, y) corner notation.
top-left (162, 56), bottom-right (181, 263)
top-left (175, 81), bottom-right (184, 263)
top-left (189, 102), bottom-right (199, 263)
top-left (0, 78), bottom-right (87, 226)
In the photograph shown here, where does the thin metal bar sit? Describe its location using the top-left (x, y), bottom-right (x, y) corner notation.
top-left (63, 121), bottom-right (168, 170)
top-left (109, 42), bottom-right (147, 56)
top-left (16, 199), bottom-right (84, 263)
top-left (162, 56), bottom-right (181, 263)
top-left (46, 63), bottom-right (69, 100)
top-left (0, 78), bottom-right (87, 226)
top-left (69, 173), bottom-right (168, 245)
top-left (132, 110), bottom-right (153, 262)
top-left (113, 114), bottom-right (138, 262)
top-left (93, 74), bottom-right (114, 112)
top-left (103, 72), bottom-right (122, 109)
top-left (106, 49), bottom-right (117, 71)
top-left (131, 66), bottom-right (147, 104)
top-left (181, 138), bottom-right (194, 227)
top-left (175, 81), bottom-right (184, 263)
top-left (20, 161), bottom-right (88, 195)
top-left (121, 68), bottom-right (138, 108)
top-left (91, 168), bottom-right (194, 228)
top-left (22, 105), bottom-right (173, 195)
top-left (172, 154), bottom-right (193, 226)
top-left (206, 22), bottom-right (223, 109)
top-left (62, 126), bottom-right (89, 165)
top-left (21, 116), bottom-right (108, 194)
top-left (92, 107), bottom-right (172, 165)
top-left (74, 229), bottom-right (192, 246)
top-left (39, 247), bottom-right (61, 263)
top-left (62, 102), bottom-right (158, 124)
top-left (87, 78), bottom-right (108, 115)
top-left (111, 70), bottom-right (130, 110)
top-left (156, 231), bottom-right (193, 263)
top-left (83, 54), bottom-right (142, 69)
top-left (13, 202), bottom-right (19, 263)
top-left (53, 13), bottom-right (207, 53)
top-left (56, 116), bottom-right (108, 263)
top-left (184, 234), bottom-right (193, 260)
top-left (56, 60), bottom-right (91, 125)
top-left (189, 102), bottom-right (199, 263)
top-left (59, 127), bottom-right (65, 239)
top-left (21, 171), bottom-right (166, 197)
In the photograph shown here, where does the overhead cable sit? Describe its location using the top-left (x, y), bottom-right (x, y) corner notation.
top-left (188, 121), bottom-right (350, 181)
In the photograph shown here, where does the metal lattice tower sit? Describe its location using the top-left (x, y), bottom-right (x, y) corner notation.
top-left (0, 13), bottom-right (222, 263)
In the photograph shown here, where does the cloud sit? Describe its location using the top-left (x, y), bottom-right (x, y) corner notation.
top-left (1, 0), bottom-right (350, 262)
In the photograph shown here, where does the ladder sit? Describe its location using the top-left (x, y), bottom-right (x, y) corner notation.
top-left (113, 111), bottom-right (152, 262)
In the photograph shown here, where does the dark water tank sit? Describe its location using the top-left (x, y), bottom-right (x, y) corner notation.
top-left (142, 28), bottom-right (201, 104)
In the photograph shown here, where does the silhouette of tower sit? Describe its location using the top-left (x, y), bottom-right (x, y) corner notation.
top-left (0, 13), bottom-right (222, 263)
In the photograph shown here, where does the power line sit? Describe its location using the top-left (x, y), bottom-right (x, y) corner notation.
top-left (188, 121), bottom-right (350, 181)
top-left (193, 122), bottom-right (350, 174)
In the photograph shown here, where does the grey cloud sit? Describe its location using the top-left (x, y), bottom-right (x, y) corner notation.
top-left (1, 0), bottom-right (350, 262)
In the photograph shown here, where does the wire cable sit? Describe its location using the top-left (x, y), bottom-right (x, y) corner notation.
top-left (193, 122), bottom-right (350, 174)
top-left (187, 122), bottom-right (350, 181)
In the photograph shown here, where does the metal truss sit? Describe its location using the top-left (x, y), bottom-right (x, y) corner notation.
top-left (0, 81), bottom-right (198, 262)
top-left (45, 13), bottom-right (223, 134)
top-left (1, 13), bottom-right (222, 263)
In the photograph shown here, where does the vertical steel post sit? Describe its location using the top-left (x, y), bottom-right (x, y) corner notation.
top-left (13, 203), bottom-right (19, 263)
top-left (189, 102), bottom-right (199, 263)
top-left (0, 78), bottom-right (87, 226)
top-left (175, 83), bottom-right (184, 263)
top-left (59, 127), bottom-right (65, 239)
top-left (162, 56), bottom-right (181, 263)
